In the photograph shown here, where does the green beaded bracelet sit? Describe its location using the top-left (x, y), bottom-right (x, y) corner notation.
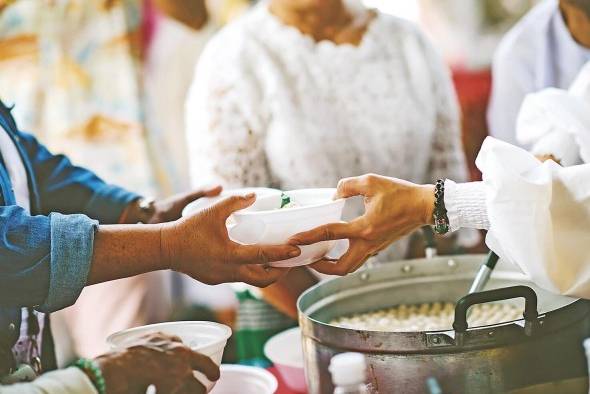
top-left (72, 358), bottom-right (106, 394)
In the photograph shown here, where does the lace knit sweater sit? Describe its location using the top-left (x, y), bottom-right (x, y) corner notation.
top-left (186, 2), bottom-right (467, 259)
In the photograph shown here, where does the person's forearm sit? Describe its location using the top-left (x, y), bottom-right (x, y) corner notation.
top-left (87, 224), bottom-right (167, 285)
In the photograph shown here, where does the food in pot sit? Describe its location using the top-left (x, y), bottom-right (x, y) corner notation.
top-left (330, 302), bottom-right (524, 332)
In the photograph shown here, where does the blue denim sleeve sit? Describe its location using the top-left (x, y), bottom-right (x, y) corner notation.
top-left (0, 206), bottom-right (97, 312)
top-left (19, 131), bottom-right (140, 224)
top-left (39, 213), bottom-right (98, 312)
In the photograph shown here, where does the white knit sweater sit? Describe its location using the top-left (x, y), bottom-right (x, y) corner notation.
top-left (186, 2), bottom-right (467, 259)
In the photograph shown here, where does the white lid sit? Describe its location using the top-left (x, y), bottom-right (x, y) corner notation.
top-left (583, 338), bottom-right (590, 354)
top-left (329, 353), bottom-right (366, 387)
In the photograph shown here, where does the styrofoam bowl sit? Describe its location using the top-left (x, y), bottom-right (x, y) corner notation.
top-left (210, 365), bottom-right (278, 394)
top-left (107, 321), bottom-right (232, 392)
top-left (229, 188), bottom-right (346, 267)
top-left (264, 327), bottom-right (306, 393)
top-left (182, 187), bottom-right (281, 217)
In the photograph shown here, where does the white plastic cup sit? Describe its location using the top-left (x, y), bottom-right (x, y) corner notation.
top-left (107, 321), bottom-right (232, 392)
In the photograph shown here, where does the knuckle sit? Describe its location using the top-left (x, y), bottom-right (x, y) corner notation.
top-left (322, 226), bottom-right (333, 241)
top-left (335, 266), bottom-right (348, 276)
top-left (365, 173), bottom-right (379, 186)
top-left (256, 248), bottom-right (269, 264)
top-left (361, 225), bottom-right (377, 239)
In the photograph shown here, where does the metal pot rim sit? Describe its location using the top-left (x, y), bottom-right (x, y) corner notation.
top-left (297, 254), bottom-right (588, 353)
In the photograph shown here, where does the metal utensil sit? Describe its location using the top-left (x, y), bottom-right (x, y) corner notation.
top-left (468, 251), bottom-right (499, 294)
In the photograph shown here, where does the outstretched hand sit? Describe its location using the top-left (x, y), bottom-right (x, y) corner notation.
top-left (163, 193), bottom-right (301, 287)
top-left (289, 174), bottom-right (434, 275)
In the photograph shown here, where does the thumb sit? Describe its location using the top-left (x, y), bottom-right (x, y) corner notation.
top-left (214, 193), bottom-right (256, 219)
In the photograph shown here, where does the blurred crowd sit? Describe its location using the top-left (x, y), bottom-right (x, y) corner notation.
top-left (0, 0), bottom-right (585, 377)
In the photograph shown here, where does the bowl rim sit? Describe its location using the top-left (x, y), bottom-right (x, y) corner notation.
top-left (234, 188), bottom-right (344, 217)
top-left (215, 364), bottom-right (279, 393)
top-left (264, 327), bottom-right (304, 369)
top-left (182, 188), bottom-right (281, 217)
top-left (106, 321), bottom-right (233, 350)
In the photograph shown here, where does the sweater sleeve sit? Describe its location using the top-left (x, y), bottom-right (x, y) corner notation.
top-left (0, 368), bottom-right (97, 394)
top-left (444, 180), bottom-right (490, 232)
top-left (185, 32), bottom-right (274, 189)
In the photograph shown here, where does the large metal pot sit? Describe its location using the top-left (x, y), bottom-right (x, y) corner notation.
top-left (297, 255), bottom-right (590, 393)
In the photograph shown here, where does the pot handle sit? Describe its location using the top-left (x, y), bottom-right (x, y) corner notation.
top-left (453, 285), bottom-right (538, 335)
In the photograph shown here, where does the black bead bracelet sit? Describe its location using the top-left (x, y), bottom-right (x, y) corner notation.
top-left (433, 179), bottom-right (450, 235)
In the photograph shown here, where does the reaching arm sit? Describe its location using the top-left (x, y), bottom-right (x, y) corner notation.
top-left (1, 194), bottom-right (299, 313)
top-left (18, 131), bottom-right (139, 224)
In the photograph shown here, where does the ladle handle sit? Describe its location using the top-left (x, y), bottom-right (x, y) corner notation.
top-left (453, 285), bottom-right (539, 333)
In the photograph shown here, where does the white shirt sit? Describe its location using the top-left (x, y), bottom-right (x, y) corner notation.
top-left (0, 127), bottom-right (29, 212)
top-left (186, 2), bottom-right (467, 260)
top-left (0, 128), bottom-right (47, 371)
top-left (487, 0), bottom-right (590, 146)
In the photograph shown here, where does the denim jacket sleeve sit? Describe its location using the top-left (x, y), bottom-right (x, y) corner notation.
top-left (0, 131), bottom-right (141, 312)
top-left (0, 205), bottom-right (98, 312)
top-left (18, 131), bottom-right (140, 224)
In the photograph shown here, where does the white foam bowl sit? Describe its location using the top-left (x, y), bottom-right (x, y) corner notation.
top-left (264, 327), bottom-right (306, 393)
top-left (107, 321), bottom-right (232, 392)
top-left (182, 187), bottom-right (281, 217)
top-left (210, 365), bottom-right (278, 394)
top-left (229, 188), bottom-right (346, 268)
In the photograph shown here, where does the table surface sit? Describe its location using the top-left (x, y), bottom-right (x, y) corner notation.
top-left (267, 366), bottom-right (308, 394)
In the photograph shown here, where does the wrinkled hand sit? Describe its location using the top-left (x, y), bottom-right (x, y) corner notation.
top-left (289, 174), bottom-right (434, 275)
top-left (95, 332), bottom-right (219, 394)
top-left (149, 186), bottom-right (223, 224)
top-left (162, 193), bottom-right (300, 287)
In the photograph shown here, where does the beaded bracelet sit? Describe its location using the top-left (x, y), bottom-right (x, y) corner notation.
top-left (72, 358), bottom-right (106, 394)
top-left (432, 179), bottom-right (450, 235)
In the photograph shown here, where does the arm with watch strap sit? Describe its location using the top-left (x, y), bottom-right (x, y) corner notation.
top-left (289, 137), bottom-right (590, 299)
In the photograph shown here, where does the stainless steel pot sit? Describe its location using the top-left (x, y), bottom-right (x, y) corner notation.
top-left (297, 255), bottom-right (590, 394)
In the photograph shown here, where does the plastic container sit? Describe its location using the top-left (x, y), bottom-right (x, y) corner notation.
top-left (107, 321), bottom-right (232, 392)
top-left (182, 187), bottom-right (281, 217)
top-left (229, 188), bottom-right (346, 267)
top-left (329, 353), bottom-right (369, 394)
top-left (210, 364), bottom-right (278, 394)
top-left (264, 327), bottom-right (306, 393)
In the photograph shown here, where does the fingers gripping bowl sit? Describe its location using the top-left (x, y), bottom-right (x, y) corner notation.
top-left (228, 188), bottom-right (346, 267)
top-left (107, 321), bottom-right (232, 392)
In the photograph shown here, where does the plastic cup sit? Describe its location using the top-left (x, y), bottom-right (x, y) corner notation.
top-left (107, 321), bottom-right (232, 392)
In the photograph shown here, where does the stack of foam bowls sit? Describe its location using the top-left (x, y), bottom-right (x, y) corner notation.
top-left (264, 327), bottom-right (306, 392)
top-left (229, 188), bottom-right (346, 268)
top-left (107, 321), bottom-right (232, 392)
top-left (210, 365), bottom-right (278, 394)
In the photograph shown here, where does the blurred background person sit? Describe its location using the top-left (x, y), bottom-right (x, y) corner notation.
top-left (488, 0), bottom-right (590, 145)
top-left (186, 0), bottom-right (468, 364)
top-left (0, 0), bottom-right (229, 363)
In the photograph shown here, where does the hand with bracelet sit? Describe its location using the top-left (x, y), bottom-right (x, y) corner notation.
top-left (288, 174), bottom-right (437, 275)
top-left (2, 333), bottom-right (219, 394)
top-left (89, 332), bottom-right (218, 394)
